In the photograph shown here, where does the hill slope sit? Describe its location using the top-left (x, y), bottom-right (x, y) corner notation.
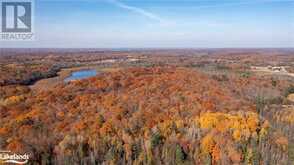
top-left (0, 67), bottom-right (286, 164)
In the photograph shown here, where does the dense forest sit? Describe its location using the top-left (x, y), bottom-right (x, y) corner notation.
top-left (0, 49), bottom-right (294, 164)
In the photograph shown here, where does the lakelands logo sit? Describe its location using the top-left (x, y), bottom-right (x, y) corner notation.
top-left (0, 0), bottom-right (34, 41)
top-left (0, 151), bottom-right (29, 164)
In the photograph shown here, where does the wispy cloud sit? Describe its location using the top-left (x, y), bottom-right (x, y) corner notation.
top-left (191, 0), bottom-right (294, 10)
top-left (107, 0), bottom-right (166, 24)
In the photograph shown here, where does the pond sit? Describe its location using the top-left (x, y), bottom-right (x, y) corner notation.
top-left (64, 69), bottom-right (97, 82)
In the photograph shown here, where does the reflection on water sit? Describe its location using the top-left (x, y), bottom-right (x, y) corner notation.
top-left (64, 69), bottom-right (97, 82)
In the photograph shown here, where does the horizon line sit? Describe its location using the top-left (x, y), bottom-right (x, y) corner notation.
top-left (0, 47), bottom-right (294, 49)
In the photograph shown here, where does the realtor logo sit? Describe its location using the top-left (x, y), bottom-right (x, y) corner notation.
top-left (2, 2), bottom-right (31, 32)
top-left (0, 0), bottom-right (34, 40)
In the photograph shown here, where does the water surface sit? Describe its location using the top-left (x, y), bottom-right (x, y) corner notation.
top-left (64, 69), bottom-right (97, 82)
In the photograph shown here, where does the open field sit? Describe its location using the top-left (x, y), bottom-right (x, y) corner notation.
top-left (0, 49), bottom-right (294, 164)
top-left (252, 66), bottom-right (294, 78)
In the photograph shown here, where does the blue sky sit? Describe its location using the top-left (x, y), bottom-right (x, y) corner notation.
top-left (1, 0), bottom-right (294, 48)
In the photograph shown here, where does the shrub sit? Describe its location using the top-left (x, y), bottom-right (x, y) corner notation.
top-left (284, 85), bottom-right (294, 97)
top-left (151, 132), bottom-right (163, 149)
top-left (240, 71), bottom-right (251, 78)
top-left (255, 95), bottom-right (266, 114)
top-left (288, 143), bottom-right (294, 164)
top-left (271, 78), bottom-right (277, 87)
top-left (175, 144), bottom-right (186, 164)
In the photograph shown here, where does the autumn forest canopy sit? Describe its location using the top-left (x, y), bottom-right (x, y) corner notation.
top-left (0, 49), bottom-right (294, 164)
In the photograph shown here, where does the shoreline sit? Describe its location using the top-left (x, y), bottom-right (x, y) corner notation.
top-left (30, 66), bottom-right (101, 91)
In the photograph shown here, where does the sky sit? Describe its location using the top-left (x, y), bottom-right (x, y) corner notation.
top-left (1, 0), bottom-right (294, 48)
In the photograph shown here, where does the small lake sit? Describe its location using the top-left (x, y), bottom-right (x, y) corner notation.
top-left (64, 69), bottom-right (97, 82)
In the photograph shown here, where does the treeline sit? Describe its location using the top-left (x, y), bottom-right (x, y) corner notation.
top-left (0, 64), bottom-right (62, 86)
